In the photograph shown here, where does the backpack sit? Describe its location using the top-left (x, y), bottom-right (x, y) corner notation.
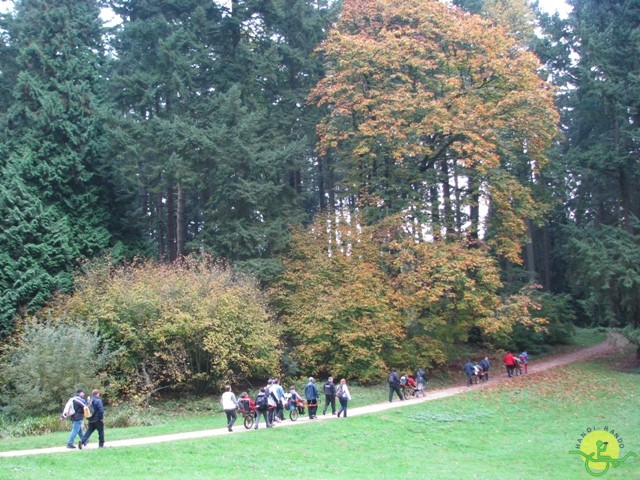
top-left (255, 393), bottom-right (268, 411)
top-left (387, 373), bottom-right (395, 385)
top-left (83, 398), bottom-right (95, 419)
top-left (323, 382), bottom-right (334, 396)
top-left (62, 398), bottom-right (76, 418)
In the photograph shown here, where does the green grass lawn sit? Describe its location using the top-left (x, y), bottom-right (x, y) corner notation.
top-left (1, 354), bottom-right (638, 480)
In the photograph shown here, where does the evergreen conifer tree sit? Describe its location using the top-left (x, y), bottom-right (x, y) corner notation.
top-left (0, 0), bottom-right (111, 334)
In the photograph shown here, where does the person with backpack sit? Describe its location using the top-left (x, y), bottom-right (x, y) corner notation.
top-left (480, 356), bottom-right (491, 380)
top-left (220, 385), bottom-right (239, 432)
top-left (519, 351), bottom-right (529, 374)
top-left (336, 379), bottom-right (352, 418)
top-left (304, 377), bottom-right (319, 419)
top-left (60, 388), bottom-right (87, 449)
top-left (254, 388), bottom-right (272, 429)
top-left (80, 389), bottom-right (105, 448)
top-left (387, 370), bottom-right (404, 402)
top-left (322, 377), bottom-right (336, 416)
top-left (416, 368), bottom-right (427, 397)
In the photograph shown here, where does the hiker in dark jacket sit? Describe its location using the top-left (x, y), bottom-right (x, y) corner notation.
top-left (322, 377), bottom-right (336, 415)
top-left (388, 370), bottom-right (404, 402)
top-left (416, 367), bottom-right (427, 397)
top-left (80, 389), bottom-right (105, 448)
top-left (463, 360), bottom-right (475, 387)
top-left (254, 388), bottom-right (272, 429)
top-left (480, 357), bottom-right (491, 380)
top-left (60, 388), bottom-right (87, 449)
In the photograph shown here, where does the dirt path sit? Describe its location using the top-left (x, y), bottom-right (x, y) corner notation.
top-left (0, 335), bottom-right (624, 458)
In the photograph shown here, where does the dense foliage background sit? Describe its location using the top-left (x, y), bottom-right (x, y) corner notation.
top-left (1, 0), bottom-right (639, 412)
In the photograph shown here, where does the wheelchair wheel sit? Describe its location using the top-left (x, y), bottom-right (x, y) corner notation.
top-left (289, 408), bottom-right (299, 422)
top-left (243, 413), bottom-right (255, 429)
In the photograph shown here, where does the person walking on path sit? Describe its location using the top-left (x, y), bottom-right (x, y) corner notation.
top-left (80, 389), bottom-right (105, 448)
top-left (254, 388), bottom-right (272, 429)
top-left (272, 379), bottom-right (286, 421)
top-left (336, 379), bottom-right (352, 418)
top-left (416, 368), bottom-right (427, 397)
top-left (387, 370), bottom-right (404, 402)
top-left (220, 385), bottom-right (239, 432)
top-left (519, 351), bottom-right (529, 374)
top-left (463, 360), bottom-right (475, 387)
top-left (265, 380), bottom-right (279, 424)
top-left (304, 377), bottom-right (319, 419)
top-left (503, 351), bottom-right (516, 377)
top-left (322, 377), bottom-right (336, 415)
top-left (60, 389), bottom-right (87, 449)
top-left (480, 357), bottom-right (490, 380)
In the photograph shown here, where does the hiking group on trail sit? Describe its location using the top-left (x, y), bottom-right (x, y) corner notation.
top-left (59, 356), bottom-right (525, 448)
top-left (60, 388), bottom-right (104, 449)
top-left (228, 369), bottom-right (426, 434)
top-left (463, 351), bottom-right (529, 387)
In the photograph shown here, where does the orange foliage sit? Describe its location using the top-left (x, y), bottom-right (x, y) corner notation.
top-left (309, 0), bottom-right (559, 262)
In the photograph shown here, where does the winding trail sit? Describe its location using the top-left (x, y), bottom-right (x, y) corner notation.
top-left (0, 335), bottom-right (623, 458)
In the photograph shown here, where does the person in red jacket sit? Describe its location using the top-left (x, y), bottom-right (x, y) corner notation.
top-left (503, 351), bottom-right (516, 377)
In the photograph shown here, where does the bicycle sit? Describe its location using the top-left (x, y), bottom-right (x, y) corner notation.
top-left (237, 400), bottom-right (256, 429)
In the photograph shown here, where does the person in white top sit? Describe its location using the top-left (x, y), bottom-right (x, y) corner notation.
top-left (220, 385), bottom-right (239, 431)
top-left (336, 378), bottom-right (352, 418)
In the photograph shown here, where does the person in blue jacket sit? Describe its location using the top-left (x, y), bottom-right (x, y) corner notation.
top-left (480, 356), bottom-right (491, 380)
top-left (463, 360), bottom-right (475, 387)
top-left (304, 377), bottom-right (319, 419)
top-left (81, 389), bottom-right (105, 448)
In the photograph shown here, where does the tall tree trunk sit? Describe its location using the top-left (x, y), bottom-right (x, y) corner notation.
top-left (468, 172), bottom-right (480, 240)
top-left (441, 158), bottom-right (453, 238)
top-left (525, 219), bottom-right (536, 280)
top-left (542, 225), bottom-right (552, 291)
top-left (167, 183), bottom-right (177, 262)
top-left (317, 155), bottom-right (326, 210)
top-left (327, 155), bottom-right (336, 218)
top-left (157, 192), bottom-right (165, 260)
top-left (453, 161), bottom-right (463, 233)
top-left (177, 182), bottom-right (185, 258)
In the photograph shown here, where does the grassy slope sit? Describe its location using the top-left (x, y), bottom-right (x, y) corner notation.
top-left (1, 354), bottom-right (638, 480)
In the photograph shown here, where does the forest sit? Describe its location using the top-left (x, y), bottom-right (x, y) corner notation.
top-left (0, 0), bottom-right (639, 413)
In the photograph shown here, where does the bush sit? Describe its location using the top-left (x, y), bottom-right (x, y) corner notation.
top-left (0, 320), bottom-right (113, 417)
top-left (39, 256), bottom-right (280, 398)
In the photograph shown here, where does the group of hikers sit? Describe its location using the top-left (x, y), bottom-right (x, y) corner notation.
top-left (220, 376), bottom-right (353, 431)
top-left (502, 351), bottom-right (529, 377)
top-left (61, 357), bottom-right (517, 446)
top-left (223, 368), bottom-right (431, 432)
top-left (463, 351), bottom-right (529, 387)
top-left (60, 388), bottom-right (104, 449)
top-left (387, 367), bottom-right (428, 401)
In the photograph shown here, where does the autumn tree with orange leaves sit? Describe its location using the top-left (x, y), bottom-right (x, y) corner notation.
top-left (310, 0), bottom-right (558, 263)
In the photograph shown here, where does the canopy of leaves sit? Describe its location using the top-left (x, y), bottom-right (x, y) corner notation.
top-left (310, 0), bottom-right (558, 262)
top-left (273, 214), bottom-right (547, 381)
